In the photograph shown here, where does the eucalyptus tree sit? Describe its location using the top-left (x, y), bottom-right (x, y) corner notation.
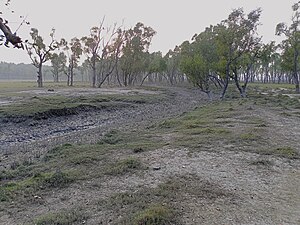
top-left (280, 42), bottom-right (296, 84)
top-left (214, 8), bottom-right (262, 99)
top-left (97, 28), bottom-right (124, 87)
top-left (25, 28), bottom-right (61, 87)
top-left (269, 52), bottom-right (284, 83)
top-left (231, 44), bottom-right (261, 97)
top-left (78, 59), bottom-right (91, 83)
top-left (61, 38), bottom-right (83, 86)
top-left (81, 19), bottom-right (121, 87)
top-left (50, 52), bottom-right (66, 83)
top-left (180, 26), bottom-right (223, 98)
top-left (164, 46), bottom-right (182, 85)
top-left (259, 42), bottom-right (278, 83)
top-left (140, 51), bottom-right (167, 86)
top-left (276, 1), bottom-right (300, 93)
top-left (119, 22), bottom-right (156, 86)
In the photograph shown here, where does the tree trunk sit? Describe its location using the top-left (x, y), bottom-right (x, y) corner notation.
top-left (70, 70), bottom-right (74, 86)
top-left (293, 49), bottom-right (300, 93)
top-left (116, 67), bottom-right (122, 87)
top-left (92, 59), bottom-right (96, 88)
top-left (54, 74), bottom-right (59, 83)
top-left (37, 64), bottom-right (43, 88)
top-left (220, 63), bottom-right (230, 99)
top-left (206, 90), bottom-right (213, 101)
top-left (67, 75), bottom-right (70, 86)
top-left (232, 67), bottom-right (243, 97)
top-left (140, 72), bottom-right (151, 86)
top-left (294, 74), bottom-right (300, 93)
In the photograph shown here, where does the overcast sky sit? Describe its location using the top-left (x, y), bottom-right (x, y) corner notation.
top-left (0, 0), bottom-right (296, 63)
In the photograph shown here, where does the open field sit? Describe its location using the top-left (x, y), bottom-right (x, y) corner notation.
top-left (0, 83), bottom-right (299, 224)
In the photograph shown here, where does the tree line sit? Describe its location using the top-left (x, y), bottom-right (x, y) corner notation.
top-left (1, 1), bottom-right (300, 98)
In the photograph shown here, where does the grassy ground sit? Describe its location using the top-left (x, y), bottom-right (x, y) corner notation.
top-left (0, 83), bottom-right (167, 119)
top-left (0, 84), bottom-right (299, 224)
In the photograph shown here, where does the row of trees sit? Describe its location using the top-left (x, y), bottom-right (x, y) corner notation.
top-left (179, 3), bottom-right (300, 98)
top-left (24, 21), bottom-right (157, 88)
top-left (1, 1), bottom-right (300, 97)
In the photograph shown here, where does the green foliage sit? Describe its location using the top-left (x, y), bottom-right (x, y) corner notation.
top-left (276, 2), bottom-right (300, 92)
top-left (62, 37), bottom-right (83, 86)
top-left (81, 19), bottom-right (124, 87)
top-left (50, 52), bottom-right (67, 82)
top-left (180, 55), bottom-right (209, 90)
top-left (120, 22), bottom-right (156, 86)
top-left (216, 8), bottom-right (262, 97)
top-left (179, 26), bottom-right (219, 96)
top-left (146, 52), bottom-right (167, 74)
top-left (25, 28), bottom-right (63, 87)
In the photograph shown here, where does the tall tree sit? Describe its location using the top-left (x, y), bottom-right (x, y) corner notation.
top-left (259, 42), bottom-right (277, 83)
top-left (215, 8), bottom-right (262, 99)
top-left (180, 26), bottom-right (222, 98)
top-left (164, 46), bottom-right (183, 85)
top-left (120, 22), bottom-right (156, 86)
top-left (140, 51), bottom-right (167, 86)
top-left (276, 1), bottom-right (300, 93)
top-left (81, 18), bottom-right (121, 87)
top-left (62, 38), bottom-right (83, 86)
top-left (25, 28), bottom-right (60, 87)
top-left (50, 52), bottom-right (66, 83)
top-left (97, 28), bottom-right (124, 87)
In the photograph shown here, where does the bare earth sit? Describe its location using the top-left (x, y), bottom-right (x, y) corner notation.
top-left (0, 86), bottom-right (299, 225)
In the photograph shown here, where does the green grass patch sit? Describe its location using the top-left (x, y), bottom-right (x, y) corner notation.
top-left (249, 92), bottom-right (300, 110)
top-left (239, 131), bottom-right (261, 142)
top-left (98, 129), bottom-right (165, 153)
top-left (131, 205), bottom-right (174, 225)
top-left (153, 98), bottom-right (289, 158)
top-left (44, 143), bottom-right (74, 162)
top-left (101, 174), bottom-right (231, 224)
top-left (105, 157), bottom-right (143, 176)
top-left (98, 130), bottom-right (123, 145)
top-left (33, 208), bottom-right (87, 225)
top-left (274, 147), bottom-right (299, 158)
top-left (0, 170), bottom-right (72, 202)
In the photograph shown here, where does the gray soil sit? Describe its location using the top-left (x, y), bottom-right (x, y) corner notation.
top-left (0, 86), bottom-right (299, 225)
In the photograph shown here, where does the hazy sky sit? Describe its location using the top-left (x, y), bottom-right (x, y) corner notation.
top-left (0, 0), bottom-right (297, 63)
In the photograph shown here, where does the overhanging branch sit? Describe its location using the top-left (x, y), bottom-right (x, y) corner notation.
top-left (0, 17), bottom-right (23, 49)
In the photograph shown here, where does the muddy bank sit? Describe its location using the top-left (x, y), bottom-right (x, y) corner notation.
top-left (0, 86), bottom-right (207, 154)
